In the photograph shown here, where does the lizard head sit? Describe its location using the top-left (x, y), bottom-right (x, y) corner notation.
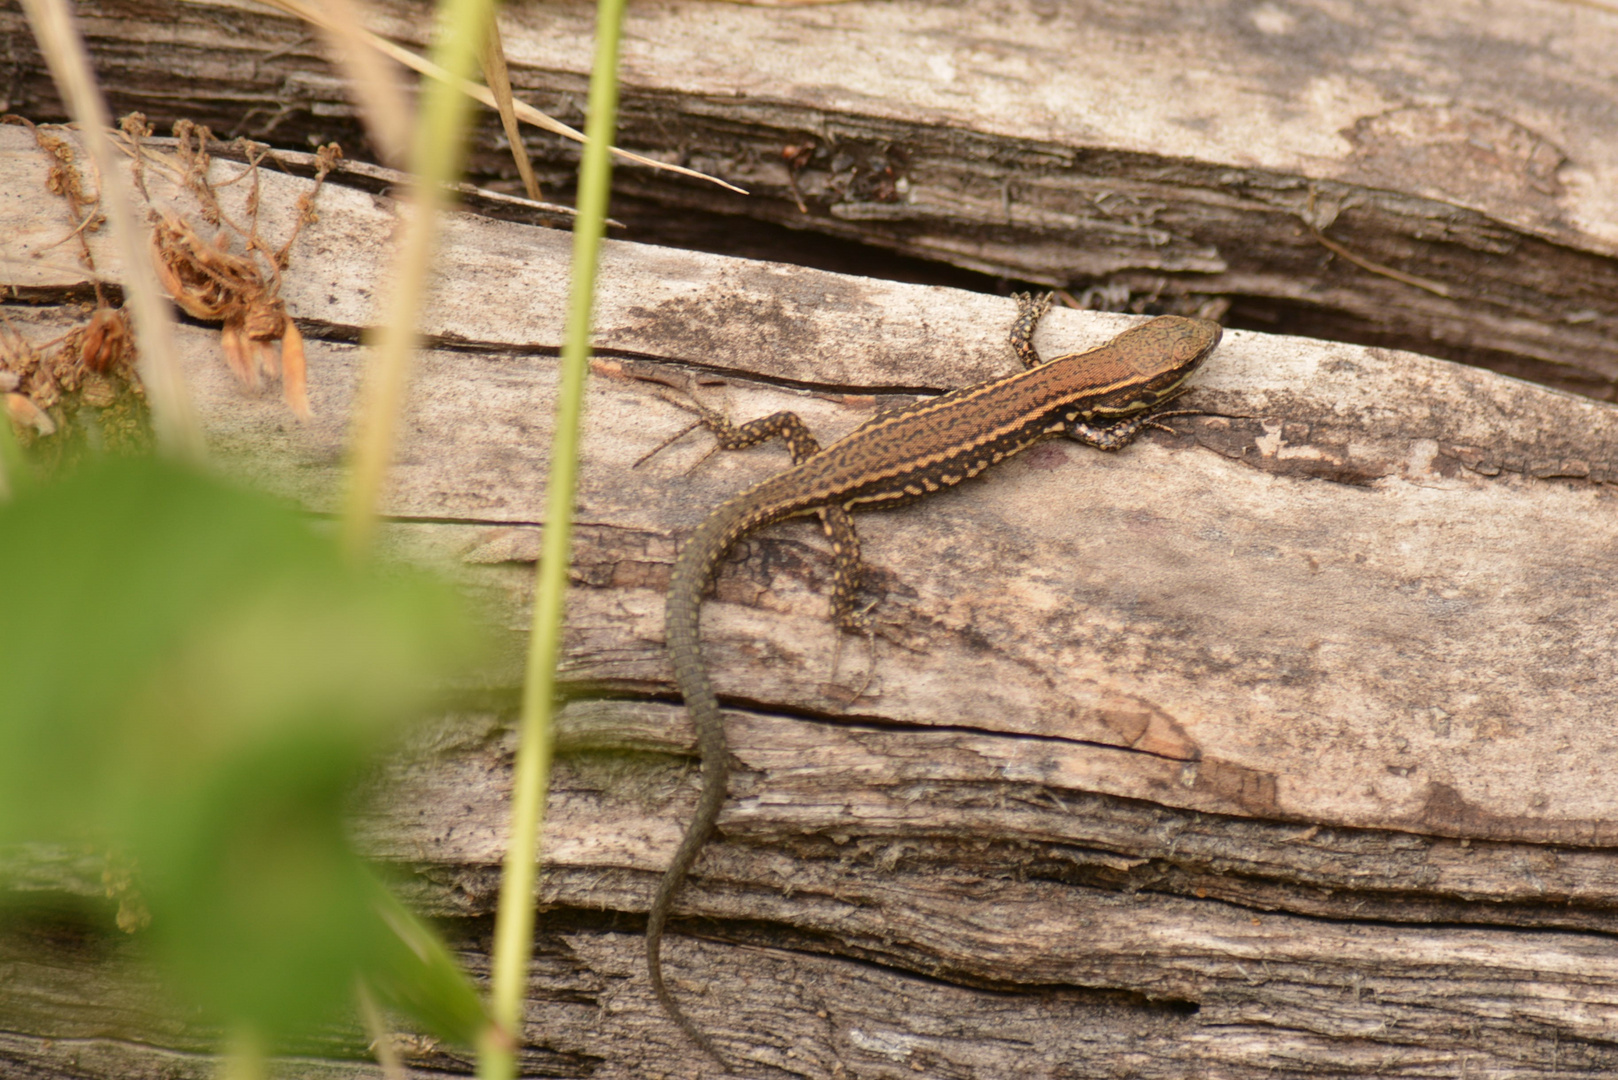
top-left (1103, 315), bottom-right (1223, 411)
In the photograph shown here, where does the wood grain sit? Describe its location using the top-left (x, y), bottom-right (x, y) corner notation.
top-left (6, 120), bottom-right (1618, 1076)
top-left (4, 0), bottom-right (1618, 396)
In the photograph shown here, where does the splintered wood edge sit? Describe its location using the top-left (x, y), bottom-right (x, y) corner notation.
top-left (9, 101), bottom-right (1618, 1080)
top-left (7, 126), bottom-right (1618, 847)
top-left (11, 0), bottom-right (1618, 398)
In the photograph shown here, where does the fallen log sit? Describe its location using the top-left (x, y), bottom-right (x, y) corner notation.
top-left (5, 118), bottom-right (1618, 1078)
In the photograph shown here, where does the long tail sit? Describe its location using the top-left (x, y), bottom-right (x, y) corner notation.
top-left (649, 493), bottom-right (776, 1066)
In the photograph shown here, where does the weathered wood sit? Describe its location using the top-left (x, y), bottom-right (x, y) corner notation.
top-left (8, 123), bottom-right (1618, 1076)
top-left (4, 0), bottom-right (1618, 398)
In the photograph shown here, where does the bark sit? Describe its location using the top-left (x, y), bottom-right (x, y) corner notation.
top-left (3, 0), bottom-right (1618, 397)
top-left (5, 111), bottom-right (1618, 1076)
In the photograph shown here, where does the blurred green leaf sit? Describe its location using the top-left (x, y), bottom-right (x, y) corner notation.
top-left (368, 884), bottom-right (495, 1045)
top-left (0, 456), bottom-right (491, 1046)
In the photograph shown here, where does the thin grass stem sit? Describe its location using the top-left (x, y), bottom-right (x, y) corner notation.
top-left (482, 1), bottom-right (626, 1076)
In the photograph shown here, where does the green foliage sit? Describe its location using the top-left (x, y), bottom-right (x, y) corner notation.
top-left (0, 456), bottom-right (491, 1047)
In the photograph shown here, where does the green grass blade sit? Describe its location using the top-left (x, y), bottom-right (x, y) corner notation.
top-left (483, 0), bottom-right (626, 1076)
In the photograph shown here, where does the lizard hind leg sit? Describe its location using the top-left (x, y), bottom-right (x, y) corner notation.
top-left (709, 408), bottom-right (825, 462)
top-left (821, 505), bottom-right (865, 630)
top-left (632, 415), bottom-right (706, 470)
top-left (652, 386), bottom-right (883, 696)
top-left (822, 504), bottom-right (879, 701)
top-left (635, 378), bottom-right (827, 471)
top-left (631, 379), bottom-right (732, 471)
top-left (687, 406), bottom-right (880, 698)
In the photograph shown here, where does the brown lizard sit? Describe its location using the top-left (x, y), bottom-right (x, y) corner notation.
top-left (647, 293), bottom-right (1222, 1065)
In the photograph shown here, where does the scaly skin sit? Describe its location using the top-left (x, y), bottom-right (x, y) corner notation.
top-left (650, 298), bottom-right (1222, 1065)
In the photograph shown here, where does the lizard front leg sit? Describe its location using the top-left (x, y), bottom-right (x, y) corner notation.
top-left (1008, 293), bottom-right (1201, 450)
top-left (1008, 291), bottom-right (1055, 369)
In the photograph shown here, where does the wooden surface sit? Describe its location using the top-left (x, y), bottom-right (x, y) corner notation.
top-left (4, 0), bottom-right (1618, 399)
top-left (8, 120), bottom-right (1618, 1075)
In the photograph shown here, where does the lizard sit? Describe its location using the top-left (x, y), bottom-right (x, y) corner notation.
top-left (644, 292), bottom-right (1223, 1066)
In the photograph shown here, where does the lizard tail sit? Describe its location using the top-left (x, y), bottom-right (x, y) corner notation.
top-left (650, 493), bottom-right (777, 1067)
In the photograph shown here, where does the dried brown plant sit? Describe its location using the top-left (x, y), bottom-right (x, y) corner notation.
top-left (5, 114), bottom-right (338, 447)
top-left (135, 120), bottom-right (342, 422)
